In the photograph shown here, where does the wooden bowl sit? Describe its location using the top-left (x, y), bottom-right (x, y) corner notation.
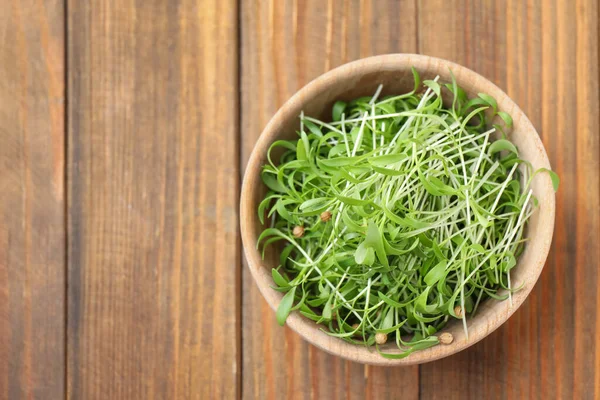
top-left (240, 54), bottom-right (555, 365)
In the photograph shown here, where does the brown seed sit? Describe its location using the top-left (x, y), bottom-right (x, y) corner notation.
top-left (375, 332), bottom-right (388, 345)
top-left (439, 332), bottom-right (454, 345)
top-left (352, 323), bottom-right (362, 337)
top-left (454, 306), bottom-right (463, 318)
top-left (320, 211), bottom-right (332, 222)
top-left (292, 225), bottom-right (305, 238)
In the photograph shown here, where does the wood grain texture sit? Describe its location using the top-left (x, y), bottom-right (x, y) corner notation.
top-left (67, 0), bottom-right (240, 399)
top-left (0, 1), bottom-right (65, 399)
top-left (240, 1), bottom-right (420, 399)
top-left (0, 0), bottom-right (594, 397)
top-left (418, 0), bottom-right (600, 399)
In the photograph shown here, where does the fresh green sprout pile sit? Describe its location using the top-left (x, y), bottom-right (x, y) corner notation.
top-left (257, 69), bottom-right (559, 359)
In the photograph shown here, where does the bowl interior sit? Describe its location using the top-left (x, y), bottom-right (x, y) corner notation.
top-left (241, 54), bottom-right (555, 365)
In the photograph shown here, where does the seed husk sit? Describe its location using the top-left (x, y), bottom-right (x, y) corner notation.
top-left (375, 332), bottom-right (388, 345)
top-left (439, 332), bottom-right (454, 345)
top-left (292, 225), bottom-right (305, 238)
top-left (320, 211), bottom-right (332, 222)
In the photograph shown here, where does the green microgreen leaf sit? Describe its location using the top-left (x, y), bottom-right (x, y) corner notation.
top-left (424, 260), bottom-right (448, 286)
top-left (497, 111), bottom-right (513, 128)
top-left (478, 93), bottom-right (498, 112)
top-left (272, 268), bottom-right (290, 288)
top-left (332, 101), bottom-right (347, 122)
top-left (276, 286), bottom-right (297, 326)
top-left (488, 139), bottom-right (519, 156)
top-left (529, 167), bottom-right (560, 192)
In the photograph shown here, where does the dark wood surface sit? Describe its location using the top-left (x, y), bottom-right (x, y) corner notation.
top-left (67, 0), bottom-right (239, 399)
top-left (1, 0), bottom-right (598, 399)
top-left (0, 1), bottom-right (66, 399)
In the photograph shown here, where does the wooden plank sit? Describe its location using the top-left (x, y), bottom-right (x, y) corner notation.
top-left (240, 1), bottom-right (419, 399)
top-left (67, 1), bottom-right (240, 398)
top-left (572, 0), bottom-right (600, 396)
top-left (418, 0), bottom-right (600, 399)
top-left (0, 1), bottom-right (66, 399)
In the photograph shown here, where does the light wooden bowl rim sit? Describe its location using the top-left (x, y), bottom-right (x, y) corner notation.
top-left (240, 54), bottom-right (555, 365)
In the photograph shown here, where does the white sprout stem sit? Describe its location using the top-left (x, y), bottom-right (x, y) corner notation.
top-left (283, 229), bottom-right (362, 319)
top-left (461, 260), bottom-right (468, 338)
top-left (371, 104), bottom-right (377, 150)
top-left (460, 191), bottom-right (534, 288)
top-left (331, 266), bottom-right (351, 303)
top-left (498, 189), bottom-right (534, 305)
top-left (488, 164), bottom-right (519, 215)
top-left (302, 116), bottom-right (344, 135)
top-left (351, 112), bottom-right (370, 156)
top-left (470, 128), bottom-right (493, 181)
top-left (369, 84), bottom-right (384, 105)
top-left (314, 226), bottom-right (348, 263)
top-left (330, 111), bottom-right (409, 125)
top-left (386, 76), bottom-right (440, 152)
top-left (456, 163), bottom-right (522, 278)
top-left (349, 276), bottom-right (382, 302)
top-left (313, 267), bottom-right (364, 321)
top-left (364, 278), bottom-right (372, 315)
top-left (465, 190), bottom-right (471, 227)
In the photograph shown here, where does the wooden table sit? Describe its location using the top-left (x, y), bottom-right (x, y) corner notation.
top-left (1, 1), bottom-right (598, 399)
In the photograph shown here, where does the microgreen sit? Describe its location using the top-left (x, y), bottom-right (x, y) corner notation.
top-left (257, 69), bottom-right (558, 357)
